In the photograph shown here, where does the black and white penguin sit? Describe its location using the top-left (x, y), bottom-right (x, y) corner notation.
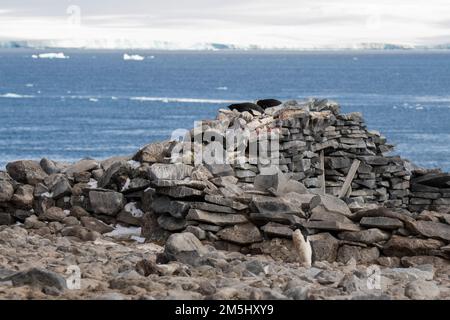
top-left (256, 99), bottom-right (283, 109)
top-left (227, 102), bottom-right (264, 113)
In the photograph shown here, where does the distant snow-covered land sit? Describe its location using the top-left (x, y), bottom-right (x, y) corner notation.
top-left (1, 39), bottom-right (450, 51)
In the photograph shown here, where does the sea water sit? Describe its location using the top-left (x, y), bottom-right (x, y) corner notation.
top-left (0, 49), bottom-right (449, 170)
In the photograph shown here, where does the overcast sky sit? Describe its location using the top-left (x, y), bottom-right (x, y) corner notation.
top-left (0, 0), bottom-right (449, 48)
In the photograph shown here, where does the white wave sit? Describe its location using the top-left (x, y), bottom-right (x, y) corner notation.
top-left (25, 83), bottom-right (34, 87)
top-left (123, 53), bottom-right (145, 61)
top-left (216, 86), bottom-right (228, 91)
top-left (130, 96), bottom-right (241, 104)
top-left (32, 52), bottom-right (69, 59)
top-left (0, 93), bottom-right (35, 99)
top-left (89, 98), bottom-right (99, 102)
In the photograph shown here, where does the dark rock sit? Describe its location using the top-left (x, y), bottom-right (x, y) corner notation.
top-left (252, 195), bottom-right (306, 218)
top-left (338, 228), bottom-right (390, 244)
top-left (73, 171), bottom-right (91, 183)
top-left (164, 232), bottom-right (208, 266)
top-left (98, 161), bottom-right (130, 189)
top-left (0, 181), bottom-right (14, 202)
top-left (337, 245), bottom-right (380, 264)
top-left (312, 194), bottom-right (352, 217)
top-left (383, 235), bottom-right (444, 257)
top-left (151, 196), bottom-right (190, 219)
top-left (190, 202), bottom-right (236, 214)
top-left (157, 186), bottom-right (203, 199)
top-left (309, 232), bottom-right (340, 262)
top-left (303, 220), bottom-right (360, 232)
top-left (40, 158), bottom-right (61, 175)
top-left (157, 214), bottom-right (187, 231)
top-left (0, 212), bottom-right (14, 225)
top-left (185, 225), bottom-right (207, 240)
top-left (227, 102), bottom-right (264, 114)
top-left (12, 209), bottom-right (33, 222)
top-left (133, 140), bottom-right (176, 163)
top-left (412, 172), bottom-right (450, 188)
top-left (89, 190), bottom-right (125, 216)
top-left (61, 225), bottom-right (99, 241)
top-left (80, 216), bottom-right (114, 234)
top-left (39, 207), bottom-right (66, 222)
top-left (204, 195), bottom-right (248, 211)
top-left (413, 220), bottom-right (450, 242)
top-left (63, 159), bottom-right (99, 176)
top-left (359, 217), bottom-right (404, 230)
top-left (11, 184), bottom-right (34, 209)
top-left (204, 163), bottom-right (234, 177)
top-left (69, 206), bottom-right (90, 218)
top-left (6, 160), bottom-right (48, 185)
top-left (5, 268), bottom-right (67, 291)
top-left (217, 223), bottom-right (263, 245)
top-left (141, 212), bottom-right (171, 244)
top-left (261, 222), bottom-right (293, 238)
top-left (249, 211), bottom-right (305, 226)
top-left (44, 174), bottom-right (72, 199)
top-left (186, 209), bottom-right (248, 226)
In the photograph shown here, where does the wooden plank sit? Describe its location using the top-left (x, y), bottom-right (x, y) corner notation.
top-left (320, 151), bottom-right (326, 195)
top-left (338, 159), bottom-right (361, 199)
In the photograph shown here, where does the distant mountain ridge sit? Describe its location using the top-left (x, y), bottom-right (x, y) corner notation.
top-left (1, 39), bottom-right (450, 50)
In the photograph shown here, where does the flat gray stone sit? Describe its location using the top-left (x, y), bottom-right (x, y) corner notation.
top-left (204, 195), bottom-right (248, 211)
top-left (157, 214), bottom-right (187, 231)
top-left (360, 217), bottom-right (404, 230)
top-left (151, 196), bottom-right (191, 218)
top-left (261, 222), bottom-right (293, 238)
top-left (186, 209), bottom-right (248, 226)
top-left (249, 211), bottom-right (305, 226)
top-left (252, 195), bottom-right (306, 218)
top-left (338, 228), bottom-right (391, 244)
top-left (190, 202), bottom-right (237, 214)
top-left (6, 268), bottom-right (67, 291)
top-left (413, 220), bottom-right (450, 242)
top-left (89, 190), bottom-right (125, 216)
top-left (157, 186), bottom-right (203, 198)
top-left (217, 223), bottom-right (263, 245)
top-left (148, 163), bottom-right (194, 181)
top-left (383, 235), bottom-right (444, 257)
top-left (303, 220), bottom-right (360, 232)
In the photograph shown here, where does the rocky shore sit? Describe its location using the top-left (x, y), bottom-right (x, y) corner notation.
top-left (0, 98), bottom-right (449, 300)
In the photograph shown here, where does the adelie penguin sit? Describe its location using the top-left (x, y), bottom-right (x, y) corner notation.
top-left (227, 102), bottom-right (264, 113)
top-left (256, 99), bottom-right (282, 109)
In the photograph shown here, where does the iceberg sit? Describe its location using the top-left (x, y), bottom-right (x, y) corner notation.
top-left (31, 52), bottom-right (70, 59)
top-left (123, 53), bottom-right (145, 61)
top-left (0, 93), bottom-right (35, 99)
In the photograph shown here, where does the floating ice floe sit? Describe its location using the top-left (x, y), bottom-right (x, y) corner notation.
top-left (123, 53), bottom-right (145, 61)
top-left (0, 93), bottom-right (35, 99)
top-left (130, 96), bottom-right (241, 104)
top-left (32, 52), bottom-right (70, 59)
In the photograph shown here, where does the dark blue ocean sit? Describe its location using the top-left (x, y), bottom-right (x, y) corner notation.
top-left (0, 49), bottom-right (449, 171)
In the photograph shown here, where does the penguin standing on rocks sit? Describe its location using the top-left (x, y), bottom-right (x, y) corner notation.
top-left (292, 229), bottom-right (312, 268)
